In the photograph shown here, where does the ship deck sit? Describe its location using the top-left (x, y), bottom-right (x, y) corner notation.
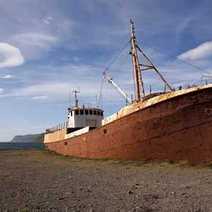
top-left (102, 83), bottom-right (212, 126)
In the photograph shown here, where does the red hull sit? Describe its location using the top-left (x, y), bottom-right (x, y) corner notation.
top-left (45, 87), bottom-right (212, 164)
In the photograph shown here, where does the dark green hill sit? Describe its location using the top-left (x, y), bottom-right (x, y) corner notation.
top-left (11, 133), bottom-right (44, 143)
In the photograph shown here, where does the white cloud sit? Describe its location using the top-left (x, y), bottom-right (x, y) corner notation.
top-left (43, 16), bottom-right (53, 25)
top-left (0, 74), bottom-right (13, 79)
top-left (0, 80), bottom-right (122, 104)
top-left (11, 32), bottom-right (59, 60)
top-left (178, 41), bottom-right (212, 61)
top-left (31, 95), bottom-right (48, 100)
top-left (0, 43), bottom-right (24, 68)
top-left (13, 33), bottom-right (58, 48)
top-left (13, 83), bottom-right (70, 97)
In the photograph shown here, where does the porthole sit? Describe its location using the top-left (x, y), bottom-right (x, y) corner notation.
top-left (103, 129), bottom-right (107, 134)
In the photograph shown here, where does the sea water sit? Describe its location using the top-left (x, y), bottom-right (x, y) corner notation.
top-left (0, 142), bottom-right (44, 150)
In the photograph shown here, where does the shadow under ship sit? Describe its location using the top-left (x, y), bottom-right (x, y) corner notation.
top-left (44, 20), bottom-right (212, 164)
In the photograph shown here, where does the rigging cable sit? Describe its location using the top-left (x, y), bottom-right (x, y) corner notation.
top-left (97, 39), bottom-right (131, 108)
top-left (176, 58), bottom-right (211, 84)
top-left (96, 76), bottom-right (104, 108)
top-left (104, 39), bottom-right (131, 72)
top-left (136, 44), bottom-right (174, 91)
top-left (177, 58), bottom-right (204, 72)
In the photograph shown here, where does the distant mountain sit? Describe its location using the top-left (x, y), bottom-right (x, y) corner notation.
top-left (10, 133), bottom-right (44, 143)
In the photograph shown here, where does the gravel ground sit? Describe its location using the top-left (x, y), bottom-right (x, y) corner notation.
top-left (0, 150), bottom-right (212, 211)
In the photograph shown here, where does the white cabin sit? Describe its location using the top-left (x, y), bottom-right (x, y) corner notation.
top-left (67, 107), bottom-right (104, 133)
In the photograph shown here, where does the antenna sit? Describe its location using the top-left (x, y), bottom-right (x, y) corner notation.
top-left (68, 89), bottom-right (72, 106)
top-left (73, 89), bottom-right (80, 107)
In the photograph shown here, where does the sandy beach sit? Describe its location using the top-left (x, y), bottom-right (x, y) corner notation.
top-left (0, 150), bottom-right (212, 211)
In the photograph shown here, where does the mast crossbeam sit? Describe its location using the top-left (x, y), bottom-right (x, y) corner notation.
top-left (130, 19), bottom-right (174, 101)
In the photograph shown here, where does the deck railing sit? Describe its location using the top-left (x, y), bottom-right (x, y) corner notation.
top-left (46, 121), bottom-right (68, 133)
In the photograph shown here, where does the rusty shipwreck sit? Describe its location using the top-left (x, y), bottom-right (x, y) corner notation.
top-left (44, 20), bottom-right (212, 163)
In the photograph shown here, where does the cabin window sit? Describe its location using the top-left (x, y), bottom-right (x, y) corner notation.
top-left (85, 109), bottom-right (88, 115)
top-left (80, 110), bottom-right (84, 115)
top-left (94, 110), bottom-right (97, 115)
top-left (75, 110), bottom-right (79, 115)
top-left (89, 110), bottom-right (93, 115)
top-left (101, 111), bottom-right (103, 116)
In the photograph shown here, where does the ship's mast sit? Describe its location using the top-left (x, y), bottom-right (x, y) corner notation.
top-left (130, 19), bottom-right (144, 101)
top-left (130, 19), bottom-right (174, 100)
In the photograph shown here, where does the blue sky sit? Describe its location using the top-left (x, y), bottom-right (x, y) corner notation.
top-left (0, 0), bottom-right (212, 141)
